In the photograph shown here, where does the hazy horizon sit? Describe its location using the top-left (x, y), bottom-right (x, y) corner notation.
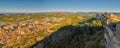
top-left (0, 11), bottom-right (120, 13)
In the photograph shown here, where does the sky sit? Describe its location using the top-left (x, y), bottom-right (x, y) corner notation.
top-left (0, 0), bottom-right (120, 13)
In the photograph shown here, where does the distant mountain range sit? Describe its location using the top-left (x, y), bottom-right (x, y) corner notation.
top-left (0, 12), bottom-right (120, 15)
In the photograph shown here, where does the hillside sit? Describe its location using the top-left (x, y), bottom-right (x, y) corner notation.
top-left (33, 19), bottom-right (104, 48)
top-left (0, 13), bottom-right (92, 48)
top-left (0, 13), bottom-right (105, 48)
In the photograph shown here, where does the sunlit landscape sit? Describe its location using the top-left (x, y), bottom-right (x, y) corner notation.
top-left (0, 0), bottom-right (120, 48)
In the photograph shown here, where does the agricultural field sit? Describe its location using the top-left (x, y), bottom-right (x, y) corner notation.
top-left (0, 12), bottom-right (104, 48)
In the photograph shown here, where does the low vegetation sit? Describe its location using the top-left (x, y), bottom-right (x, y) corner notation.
top-left (35, 18), bottom-right (104, 48)
top-left (0, 12), bottom-right (104, 48)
